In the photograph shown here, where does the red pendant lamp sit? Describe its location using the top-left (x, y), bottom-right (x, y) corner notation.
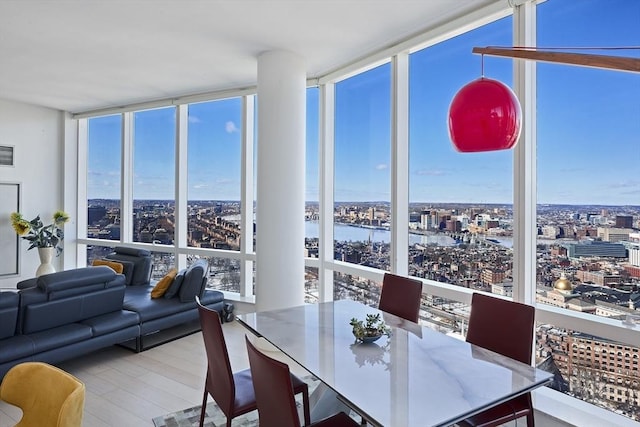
top-left (448, 45), bottom-right (640, 152)
top-left (448, 76), bottom-right (522, 153)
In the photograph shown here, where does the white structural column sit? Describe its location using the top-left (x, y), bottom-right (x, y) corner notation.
top-left (256, 51), bottom-right (306, 312)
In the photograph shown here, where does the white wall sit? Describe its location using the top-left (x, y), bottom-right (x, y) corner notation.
top-left (0, 98), bottom-right (66, 288)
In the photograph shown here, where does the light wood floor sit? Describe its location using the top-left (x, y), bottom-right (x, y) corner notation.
top-left (0, 320), bottom-right (570, 427)
top-left (0, 320), bottom-right (310, 427)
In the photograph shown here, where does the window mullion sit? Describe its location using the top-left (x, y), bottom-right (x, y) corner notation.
top-left (512, 0), bottom-right (537, 306)
top-left (175, 105), bottom-right (188, 269)
top-left (391, 53), bottom-right (409, 275)
top-left (121, 112), bottom-right (134, 244)
top-left (318, 82), bottom-right (335, 302)
top-left (240, 95), bottom-right (255, 297)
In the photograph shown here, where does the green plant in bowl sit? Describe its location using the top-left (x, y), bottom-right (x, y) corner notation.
top-left (350, 313), bottom-right (391, 343)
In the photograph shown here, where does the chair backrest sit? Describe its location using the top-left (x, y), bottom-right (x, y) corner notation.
top-left (0, 362), bottom-right (85, 427)
top-left (245, 336), bottom-right (301, 427)
top-left (196, 296), bottom-right (236, 417)
top-left (466, 293), bottom-right (535, 364)
top-left (378, 273), bottom-right (423, 323)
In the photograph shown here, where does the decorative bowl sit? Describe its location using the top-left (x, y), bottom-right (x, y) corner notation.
top-left (358, 334), bottom-right (383, 344)
top-left (349, 313), bottom-right (391, 343)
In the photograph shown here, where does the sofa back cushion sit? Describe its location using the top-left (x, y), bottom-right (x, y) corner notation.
top-left (36, 266), bottom-right (119, 297)
top-left (0, 292), bottom-right (19, 339)
top-left (18, 267), bottom-right (127, 334)
top-left (105, 247), bottom-right (152, 286)
top-left (164, 268), bottom-right (186, 299)
top-left (178, 259), bottom-right (208, 303)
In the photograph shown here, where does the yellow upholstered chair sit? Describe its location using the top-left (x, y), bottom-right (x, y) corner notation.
top-left (0, 362), bottom-right (85, 427)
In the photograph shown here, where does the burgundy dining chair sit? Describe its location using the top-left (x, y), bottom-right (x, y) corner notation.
top-left (460, 292), bottom-right (536, 427)
top-left (378, 273), bottom-right (423, 323)
top-left (245, 336), bottom-right (359, 427)
top-left (196, 297), bottom-right (310, 427)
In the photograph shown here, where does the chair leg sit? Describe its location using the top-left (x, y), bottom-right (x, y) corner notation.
top-left (199, 389), bottom-right (208, 427)
top-left (301, 386), bottom-right (311, 426)
top-left (526, 413), bottom-right (535, 427)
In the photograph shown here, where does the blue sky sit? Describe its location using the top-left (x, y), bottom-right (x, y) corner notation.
top-left (88, 0), bottom-right (639, 206)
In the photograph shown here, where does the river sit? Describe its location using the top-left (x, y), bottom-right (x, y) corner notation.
top-left (305, 221), bottom-right (514, 248)
top-left (222, 215), bottom-right (514, 248)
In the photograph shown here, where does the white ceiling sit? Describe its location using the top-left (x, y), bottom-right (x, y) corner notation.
top-left (0, 0), bottom-right (498, 114)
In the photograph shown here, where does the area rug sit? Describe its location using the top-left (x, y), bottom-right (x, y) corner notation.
top-left (153, 376), bottom-right (319, 427)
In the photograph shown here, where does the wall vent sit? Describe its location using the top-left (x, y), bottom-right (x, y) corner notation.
top-left (0, 146), bottom-right (14, 166)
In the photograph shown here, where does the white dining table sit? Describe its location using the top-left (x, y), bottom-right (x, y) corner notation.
top-left (236, 299), bottom-right (552, 427)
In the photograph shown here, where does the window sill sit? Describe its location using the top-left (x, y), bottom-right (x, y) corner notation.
top-left (534, 387), bottom-right (640, 427)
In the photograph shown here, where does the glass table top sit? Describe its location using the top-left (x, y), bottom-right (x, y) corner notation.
top-left (237, 299), bottom-right (552, 427)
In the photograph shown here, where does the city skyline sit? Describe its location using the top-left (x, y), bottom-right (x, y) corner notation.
top-left (87, 0), bottom-right (640, 206)
top-left (87, 198), bottom-right (640, 210)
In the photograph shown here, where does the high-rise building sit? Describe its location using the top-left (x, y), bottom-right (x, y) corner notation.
top-left (628, 243), bottom-right (640, 267)
top-left (564, 241), bottom-right (627, 258)
top-left (597, 227), bottom-right (633, 243)
top-left (87, 205), bottom-right (107, 225)
top-left (616, 215), bottom-right (634, 229)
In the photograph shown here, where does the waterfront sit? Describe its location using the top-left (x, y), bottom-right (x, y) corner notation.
top-left (304, 221), bottom-right (514, 248)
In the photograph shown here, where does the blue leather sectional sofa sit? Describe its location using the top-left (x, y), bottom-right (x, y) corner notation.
top-left (0, 247), bottom-right (225, 379)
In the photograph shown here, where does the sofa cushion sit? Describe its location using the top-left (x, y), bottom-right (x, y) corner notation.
top-left (151, 269), bottom-right (178, 298)
top-left (179, 260), bottom-right (208, 303)
top-left (92, 259), bottom-right (124, 274)
top-left (28, 323), bottom-right (93, 353)
top-left (164, 268), bottom-right (186, 299)
top-left (0, 292), bottom-right (19, 340)
top-left (0, 335), bottom-right (34, 363)
top-left (80, 310), bottom-right (140, 336)
top-left (124, 285), bottom-right (196, 321)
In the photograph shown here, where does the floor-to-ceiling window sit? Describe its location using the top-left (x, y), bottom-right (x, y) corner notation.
top-left (535, 0), bottom-right (640, 420)
top-left (86, 114), bottom-right (122, 262)
top-left (408, 15), bottom-right (513, 331)
top-left (132, 107), bottom-right (176, 246)
top-left (187, 98), bottom-right (243, 291)
top-left (187, 98), bottom-right (242, 251)
top-left (334, 64), bottom-right (392, 302)
top-left (305, 87), bottom-right (320, 302)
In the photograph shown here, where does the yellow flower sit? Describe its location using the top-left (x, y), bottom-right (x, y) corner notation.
top-left (53, 210), bottom-right (70, 224)
top-left (12, 219), bottom-right (31, 235)
top-left (10, 212), bottom-right (22, 223)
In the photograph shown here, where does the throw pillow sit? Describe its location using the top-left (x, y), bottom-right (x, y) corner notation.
top-left (164, 268), bottom-right (186, 299)
top-left (92, 259), bottom-right (124, 275)
top-left (151, 268), bottom-right (178, 299)
top-left (179, 260), bottom-right (207, 303)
